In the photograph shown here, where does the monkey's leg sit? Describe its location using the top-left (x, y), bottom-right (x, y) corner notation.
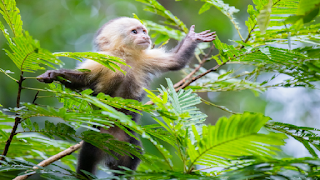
top-left (77, 141), bottom-right (105, 178)
top-left (107, 136), bottom-right (142, 176)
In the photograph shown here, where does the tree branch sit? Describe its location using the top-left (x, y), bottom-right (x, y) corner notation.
top-left (13, 141), bottom-right (83, 180)
top-left (174, 44), bottom-right (215, 89)
top-left (0, 74), bottom-right (25, 161)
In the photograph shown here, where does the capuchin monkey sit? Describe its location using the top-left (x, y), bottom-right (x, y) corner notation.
top-left (37, 17), bottom-right (216, 178)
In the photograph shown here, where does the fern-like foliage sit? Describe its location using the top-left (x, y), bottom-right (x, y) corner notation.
top-left (159, 78), bottom-right (207, 127)
top-left (219, 157), bottom-right (320, 179)
top-left (187, 112), bottom-right (286, 168)
top-left (21, 119), bottom-right (77, 142)
top-left (199, 0), bottom-right (242, 40)
top-left (186, 67), bottom-right (266, 94)
top-left (266, 122), bottom-right (320, 157)
top-left (136, 0), bottom-right (188, 33)
top-left (143, 20), bottom-right (186, 44)
top-left (53, 52), bottom-right (129, 74)
top-left (0, 0), bottom-right (63, 73)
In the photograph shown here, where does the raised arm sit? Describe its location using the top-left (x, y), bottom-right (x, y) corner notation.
top-left (148, 25), bottom-right (216, 72)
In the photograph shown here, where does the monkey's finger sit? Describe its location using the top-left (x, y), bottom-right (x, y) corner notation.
top-left (204, 35), bottom-right (216, 41)
top-left (203, 32), bottom-right (216, 37)
top-left (199, 30), bottom-right (211, 35)
top-left (202, 38), bottom-right (216, 42)
top-left (37, 76), bottom-right (53, 83)
top-left (189, 25), bottom-right (195, 32)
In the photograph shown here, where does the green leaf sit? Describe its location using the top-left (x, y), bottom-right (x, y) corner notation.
top-left (201, 0), bottom-right (241, 38)
top-left (0, 1), bottom-right (63, 72)
top-left (199, 3), bottom-right (212, 14)
top-left (257, 0), bottom-right (272, 34)
top-left (136, 0), bottom-right (188, 33)
top-left (53, 52), bottom-right (128, 75)
top-left (218, 157), bottom-right (320, 179)
top-left (157, 78), bottom-right (207, 127)
top-left (187, 112), bottom-right (286, 168)
top-left (297, 0), bottom-right (320, 15)
top-left (143, 20), bottom-right (185, 42)
top-left (266, 122), bottom-right (320, 157)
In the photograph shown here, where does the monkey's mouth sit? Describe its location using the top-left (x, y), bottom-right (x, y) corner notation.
top-left (137, 41), bottom-right (150, 45)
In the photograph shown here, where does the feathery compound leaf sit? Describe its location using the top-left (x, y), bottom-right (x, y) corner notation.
top-left (247, 0), bottom-right (320, 46)
top-left (0, 0), bottom-right (23, 36)
top-left (16, 103), bottom-right (114, 129)
top-left (136, 0), bottom-right (188, 33)
top-left (266, 122), bottom-right (320, 157)
top-left (187, 112), bottom-right (286, 168)
top-left (20, 120), bottom-right (77, 141)
top-left (158, 78), bottom-right (207, 127)
top-left (286, 0), bottom-right (320, 24)
top-left (143, 20), bottom-right (185, 43)
top-left (186, 68), bottom-right (266, 94)
top-left (0, 110), bottom-right (15, 123)
top-left (297, 0), bottom-right (320, 15)
top-left (0, 1), bottom-right (63, 72)
top-left (82, 131), bottom-right (143, 160)
top-left (218, 157), bottom-right (320, 179)
top-left (235, 46), bottom-right (320, 87)
top-left (48, 83), bottom-right (93, 112)
top-left (200, 0), bottom-right (242, 40)
top-left (213, 36), bottom-right (246, 64)
top-left (53, 52), bottom-right (128, 74)
top-left (257, 0), bottom-right (272, 34)
top-left (96, 93), bottom-right (155, 115)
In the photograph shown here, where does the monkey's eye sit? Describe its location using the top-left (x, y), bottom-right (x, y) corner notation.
top-left (131, 29), bottom-right (137, 34)
top-left (143, 30), bottom-right (147, 34)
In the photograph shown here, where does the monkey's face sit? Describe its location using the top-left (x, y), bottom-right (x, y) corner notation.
top-left (128, 26), bottom-right (151, 50)
top-left (95, 18), bottom-right (151, 51)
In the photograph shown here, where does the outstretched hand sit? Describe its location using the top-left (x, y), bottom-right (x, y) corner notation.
top-left (187, 25), bottom-right (216, 43)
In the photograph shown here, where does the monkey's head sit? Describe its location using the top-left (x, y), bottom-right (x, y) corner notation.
top-left (94, 17), bottom-right (151, 52)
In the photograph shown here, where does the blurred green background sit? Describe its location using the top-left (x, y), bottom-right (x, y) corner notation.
top-left (1, 0), bottom-right (319, 178)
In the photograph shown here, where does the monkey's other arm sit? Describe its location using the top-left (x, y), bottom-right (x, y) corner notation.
top-left (154, 25), bottom-right (216, 71)
top-left (37, 69), bottom-right (90, 90)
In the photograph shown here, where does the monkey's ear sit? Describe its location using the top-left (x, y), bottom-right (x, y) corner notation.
top-left (95, 36), bottom-right (110, 51)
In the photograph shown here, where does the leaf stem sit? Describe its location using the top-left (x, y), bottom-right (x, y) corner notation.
top-left (20, 50), bottom-right (35, 71)
top-left (201, 99), bottom-right (238, 114)
top-left (0, 69), bottom-right (18, 82)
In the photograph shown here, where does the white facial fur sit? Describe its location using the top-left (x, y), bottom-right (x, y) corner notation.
top-left (95, 17), bottom-right (151, 51)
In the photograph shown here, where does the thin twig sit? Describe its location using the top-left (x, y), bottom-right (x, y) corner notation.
top-left (0, 73), bottom-right (25, 161)
top-left (13, 141), bottom-right (83, 180)
top-left (174, 44), bottom-right (215, 89)
top-left (32, 91), bottom-right (40, 104)
top-left (177, 63), bottom-right (225, 91)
